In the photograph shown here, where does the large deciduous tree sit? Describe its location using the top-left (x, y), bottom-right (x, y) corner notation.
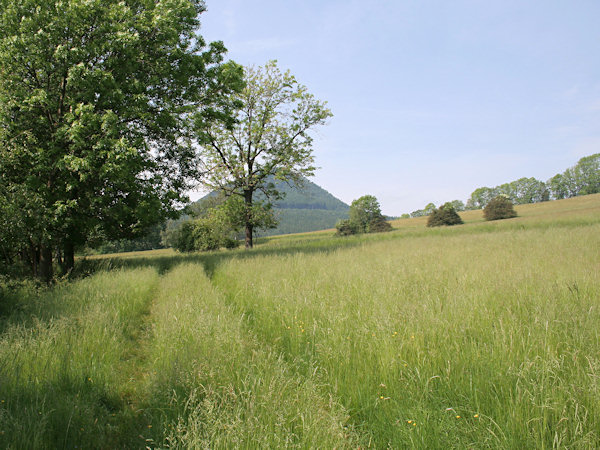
top-left (0, 0), bottom-right (241, 279)
top-left (194, 61), bottom-right (332, 248)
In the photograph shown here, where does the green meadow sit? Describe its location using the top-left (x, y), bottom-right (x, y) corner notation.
top-left (1, 194), bottom-right (599, 448)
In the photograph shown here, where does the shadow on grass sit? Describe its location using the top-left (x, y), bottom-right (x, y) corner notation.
top-left (0, 373), bottom-right (158, 449)
top-left (73, 233), bottom-right (371, 281)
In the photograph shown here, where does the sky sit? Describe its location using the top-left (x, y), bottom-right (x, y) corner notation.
top-left (195, 0), bottom-right (600, 215)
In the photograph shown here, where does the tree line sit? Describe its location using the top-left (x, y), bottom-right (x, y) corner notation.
top-left (406, 153), bottom-right (599, 217)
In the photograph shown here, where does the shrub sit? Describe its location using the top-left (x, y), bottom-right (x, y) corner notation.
top-left (368, 216), bottom-right (393, 233)
top-left (427, 203), bottom-right (464, 227)
top-left (335, 219), bottom-right (359, 236)
top-left (483, 195), bottom-right (517, 221)
top-left (223, 237), bottom-right (241, 249)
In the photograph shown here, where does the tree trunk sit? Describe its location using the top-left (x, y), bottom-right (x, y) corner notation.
top-left (244, 189), bottom-right (253, 249)
top-left (245, 222), bottom-right (253, 249)
top-left (38, 244), bottom-right (53, 282)
top-left (28, 243), bottom-right (39, 277)
top-left (63, 241), bottom-right (75, 274)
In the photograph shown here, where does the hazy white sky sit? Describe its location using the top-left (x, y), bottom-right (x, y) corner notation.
top-left (196, 0), bottom-right (600, 215)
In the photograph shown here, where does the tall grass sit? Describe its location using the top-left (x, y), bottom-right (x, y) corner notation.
top-left (212, 224), bottom-right (600, 447)
top-left (142, 263), bottom-right (356, 448)
top-left (0, 268), bottom-right (160, 448)
top-left (0, 194), bottom-right (598, 447)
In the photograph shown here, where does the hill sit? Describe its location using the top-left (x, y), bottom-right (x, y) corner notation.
top-left (199, 177), bottom-right (350, 237)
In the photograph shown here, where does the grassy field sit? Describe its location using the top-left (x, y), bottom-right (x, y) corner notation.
top-left (1, 194), bottom-right (599, 448)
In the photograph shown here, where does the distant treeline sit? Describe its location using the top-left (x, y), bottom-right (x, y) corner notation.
top-left (407, 153), bottom-right (599, 217)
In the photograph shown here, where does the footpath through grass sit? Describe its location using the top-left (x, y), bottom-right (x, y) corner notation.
top-left (0, 194), bottom-right (598, 448)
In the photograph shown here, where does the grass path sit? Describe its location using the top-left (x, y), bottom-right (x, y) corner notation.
top-left (138, 263), bottom-right (357, 448)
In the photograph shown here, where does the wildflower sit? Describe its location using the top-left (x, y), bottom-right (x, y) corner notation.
top-left (148, 425), bottom-right (152, 428)
top-left (407, 420), bottom-right (412, 424)
top-left (456, 415), bottom-right (460, 419)
top-left (413, 422), bottom-right (416, 426)
top-left (474, 414), bottom-right (479, 418)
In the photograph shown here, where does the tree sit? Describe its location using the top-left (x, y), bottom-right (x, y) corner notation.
top-left (427, 203), bottom-right (464, 227)
top-left (349, 195), bottom-right (383, 233)
top-left (574, 153), bottom-right (600, 195)
top-left (547, 173), bottom-right (569, 200)
top-left (466, 187), bottom-right (496, 210)
top-left (194, 61), bottom-right (332, 248)
top-left (0, 0), bottom-right (240, 280)
top-left (337, 195), bottom-right (391, 235)
top-left (448, 200), bottom-right (465, 212)
top-left (423, 202), bottom-right (437, 215)
top-left (483, 195), bottom-right (517, 221)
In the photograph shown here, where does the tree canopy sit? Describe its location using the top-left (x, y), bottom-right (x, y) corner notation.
top-left (194, 60), bottom-right (332, 248)
top-left (0, 0), bottom-right (241, 279)
top-left (547, 153), bottom-right (600, 199)
top-left (336, 195), bottom-right (391, 235)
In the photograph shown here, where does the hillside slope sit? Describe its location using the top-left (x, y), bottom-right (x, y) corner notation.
top-left (199, 177), bottom-right (350, 236)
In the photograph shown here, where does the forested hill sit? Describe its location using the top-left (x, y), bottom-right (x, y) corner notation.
top-left (267, 178), bottom-right (349, 211)
top-left (260, 178), bottom-right (350, 236)
top-left (199, 177), bottom-right (350, 236)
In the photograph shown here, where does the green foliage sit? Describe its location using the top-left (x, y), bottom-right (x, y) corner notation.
top-left (194, 61), bottom-right (332, 248)
top-left (338, 195), bottom-right (391, 235)
top-left (196, 176), bottom-right (350, 238)
top-left (448, 199), bottom-right (466, 211)
top-left (349, 195), bottom-right (383, 233)
top-left (427, 203), bottom-right (464, 227)
top-left (170, 196), bottom-right (278, 252)
top-left (467, 178), bottom-right (548, 210)
top-left (368, 216), bottom-right (393, 233)
top-left (483, 195), bottom-right (518, 221)
top-left (171, 201), bottom-right (248, 252)
top-left (335, 219), bottom-right (359, 236)
top-left (0, 0), bottom-right (240, 276)
top-left (172, 218), bottom-right (238, 253)
top-left (410, 202), bottom-right (436, 217)
top-left (547, 153), bottom-right (600, 199)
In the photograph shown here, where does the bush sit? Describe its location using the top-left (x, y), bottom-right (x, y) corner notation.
top-left (335, 219), bottom-right (359, 236)
top-left (172, 217), bottom-right (239, 252)
top-left (223, 237), bottom-right (241, 249)
top-left (368, 217), bottom-right (393, 233)
top-left (427, 203), bottom-right (464, 227)
top-left (483, 195), bottom-right (517, 221)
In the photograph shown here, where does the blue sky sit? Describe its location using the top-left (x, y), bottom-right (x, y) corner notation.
top-left (197, 0), bottom-right (600, 215)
